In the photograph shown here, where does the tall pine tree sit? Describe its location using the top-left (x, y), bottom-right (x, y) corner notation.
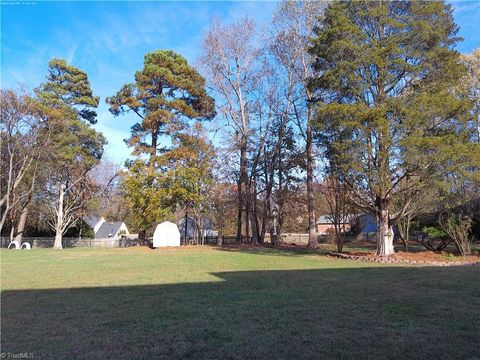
top-left (36, 58), bottom-right (105, 248)
top-left (107, 50), bottom-right (215, 238)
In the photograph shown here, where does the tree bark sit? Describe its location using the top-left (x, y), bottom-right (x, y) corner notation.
top-left (217, 216), bottom-right (223, 246)
top-left (405, 216), bottom-right (411, 252)
top-left (53, 184), bottom-right (65, 249)
top-left (376, 206), bottom-right (395, 256)
top-left (306, 108), bottom-right (318, 247)
top-left (236, 176), bottom-right (243, 243)
top-left (139, 229), bottom-right (146, 246)
top-left (13, 201), bottom-right (30, 244)
top-left (236, 134), bottom-right (248, 243)
top-left (184, 211), bottom-right (188, 245)
top-left (250, 176), bottom-right (259, 244)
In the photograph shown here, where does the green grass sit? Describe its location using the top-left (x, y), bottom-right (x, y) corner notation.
top-left (1, 246), bottom-right (479, 359)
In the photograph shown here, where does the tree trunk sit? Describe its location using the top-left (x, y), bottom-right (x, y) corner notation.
top-left (184, 211), bottom-right (188, 245)
top-left (14, 201), bottom-right (30, 244)
top-left (217, 224), bottom-right (223, 246)
top-left (10, 226), bottom-right (15, 242)
top-left (250, 176), bottom-right (259, 244)
top-left (245, 204), bottom-right (250, 243)
top-left (236, 135), bottom-right (248, 243)
top-left (260, 203), bottom-right (267, 245)
top-left (271, 215), bottom-right (280, 246)
top-left (405, 216), bottom-right (410, 252)
top-left (376, 207), bottom-right (394, 256)
top-left (236, 180), bottom-right (243, 242)
top-left (306, 109), bottom-right (317, 247)
top-left (334, 223), bottom-right (343, 253)
top-left (400, 233), bottom-right (408, 252)
top-left (336, 237), bottom-right (343, 253)
top-left (139, 229), bottom-right (146, 246)
top-left (277, 212), bottom-right (283, 245)
top-left (53, 184), bottom-right (65, 249)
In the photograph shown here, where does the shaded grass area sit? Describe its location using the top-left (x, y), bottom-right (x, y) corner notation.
top-left (1, 247), bottom-right (479, 359)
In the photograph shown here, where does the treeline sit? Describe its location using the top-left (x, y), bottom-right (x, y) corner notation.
top-left (1, 1), bottom-right (479, 255)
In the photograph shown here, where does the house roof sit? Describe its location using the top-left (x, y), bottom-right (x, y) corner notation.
top-left (316, 215), bottom-right (351, 224)
top-left (95, 221), bottom-right (125, 239)
top-left (84, 215), bottom-right (103, 229)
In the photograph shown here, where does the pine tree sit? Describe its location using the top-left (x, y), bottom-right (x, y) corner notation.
top-left (36, 58), bottom-right (105, 249)
top-left (107, 50), bottom-right (215, 239)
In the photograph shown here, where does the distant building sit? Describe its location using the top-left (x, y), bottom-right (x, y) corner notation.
top-left (358, 213), bottom-right (377, 234)
top-left (84, 216), bottom-right (105, 234)
top-left (84, 216), bottom-right (130, 239)
top-left (315, 213), bottom-right (378, 235)
top-left (177, 216), bottom-right (217, 239)
top-left (315, 215), bottom-right (351, 235)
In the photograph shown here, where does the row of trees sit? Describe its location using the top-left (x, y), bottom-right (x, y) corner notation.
top-left (2, 1), bottom-right (479, 255)
top-left (195, 0), bottom-right (478, 255)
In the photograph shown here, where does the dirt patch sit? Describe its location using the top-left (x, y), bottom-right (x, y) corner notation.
top-left (332, 249), bottom-right (480, 266)
top-left (346, 250), bottom-right (480, 263)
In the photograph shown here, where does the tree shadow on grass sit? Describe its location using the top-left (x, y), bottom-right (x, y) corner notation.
top-left (2, 266), bottom-right (479, 359)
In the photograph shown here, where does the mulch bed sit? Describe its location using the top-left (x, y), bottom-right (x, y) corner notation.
top-left (328, 250), bottom-right (480, 267)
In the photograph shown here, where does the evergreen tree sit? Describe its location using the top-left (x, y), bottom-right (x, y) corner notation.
top-left (310, 1), bottom-right (480, 256)
top-left (107, 50), bottom-right (215, 239)
top-left (36, 59), bottom-right (105, 249)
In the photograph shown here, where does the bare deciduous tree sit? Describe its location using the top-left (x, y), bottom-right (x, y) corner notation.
top-left (0, 90), bottom-right (45, 236)
top-left (318, 176), bottom-right (351, 252)
top-left (199, 17), bottom-right (263, 243)
top-left (271, 0), bottom-right (326, 247)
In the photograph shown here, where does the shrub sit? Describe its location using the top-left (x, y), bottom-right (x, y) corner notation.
top-left (422, 226), bottom-right (448, 240)
top-left (439, 213), bottom-right (473, 256)
top-left (414, 226), bottom-right (452, 251)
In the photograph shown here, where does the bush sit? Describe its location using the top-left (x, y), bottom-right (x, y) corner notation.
top-left (439, 213), bottom-right (473, 256)
top-left (414, 226), bottom-right (452, 252)
top-left (422, 226), bottom-right (448, 240)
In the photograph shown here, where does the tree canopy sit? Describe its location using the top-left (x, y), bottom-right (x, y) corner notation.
top-left (107, 50), bottom-right (215, 238)
top-left (310, 0), bottom-right (480, 255)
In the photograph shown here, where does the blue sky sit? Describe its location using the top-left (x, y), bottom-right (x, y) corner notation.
top-left (2, 1), bottom-right (479, 165)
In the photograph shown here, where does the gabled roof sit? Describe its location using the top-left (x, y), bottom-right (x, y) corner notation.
top-left (95, 221), bottom-right (125, 239)
top-left (316, 214), bottom-right (351, 224)
top-left (84, 215), bottom-right (103, 229)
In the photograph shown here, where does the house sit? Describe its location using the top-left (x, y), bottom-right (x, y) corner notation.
top-left (84, 216), bottom-right (105, 233)
top-left (315, 213), bottom-right (378, 235)
top-left (177, 216), bottom-right (217, 239)
top-left (315, 215), bottom-right (351, 235)
top-left (358, 213), bottom-right (377, 234)
top-left (84, 216), bottom-right (130, 239)
top-left (96, 221), bottom-right (129, 239)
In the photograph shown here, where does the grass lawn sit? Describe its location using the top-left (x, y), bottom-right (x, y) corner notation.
top-left (1, 246), bottom-right (479, 359)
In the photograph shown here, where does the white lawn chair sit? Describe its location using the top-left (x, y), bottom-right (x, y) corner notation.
top-left (21, 242), bottom-right (31, 250)
top-left (7, 240), bottom-right (21, 249)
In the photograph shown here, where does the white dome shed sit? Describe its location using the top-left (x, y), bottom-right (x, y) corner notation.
top-left (153, 221), bottom-right (181, 247)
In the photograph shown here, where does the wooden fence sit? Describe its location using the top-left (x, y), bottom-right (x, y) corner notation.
top-left (2, 232), bottom-right (381, 249)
